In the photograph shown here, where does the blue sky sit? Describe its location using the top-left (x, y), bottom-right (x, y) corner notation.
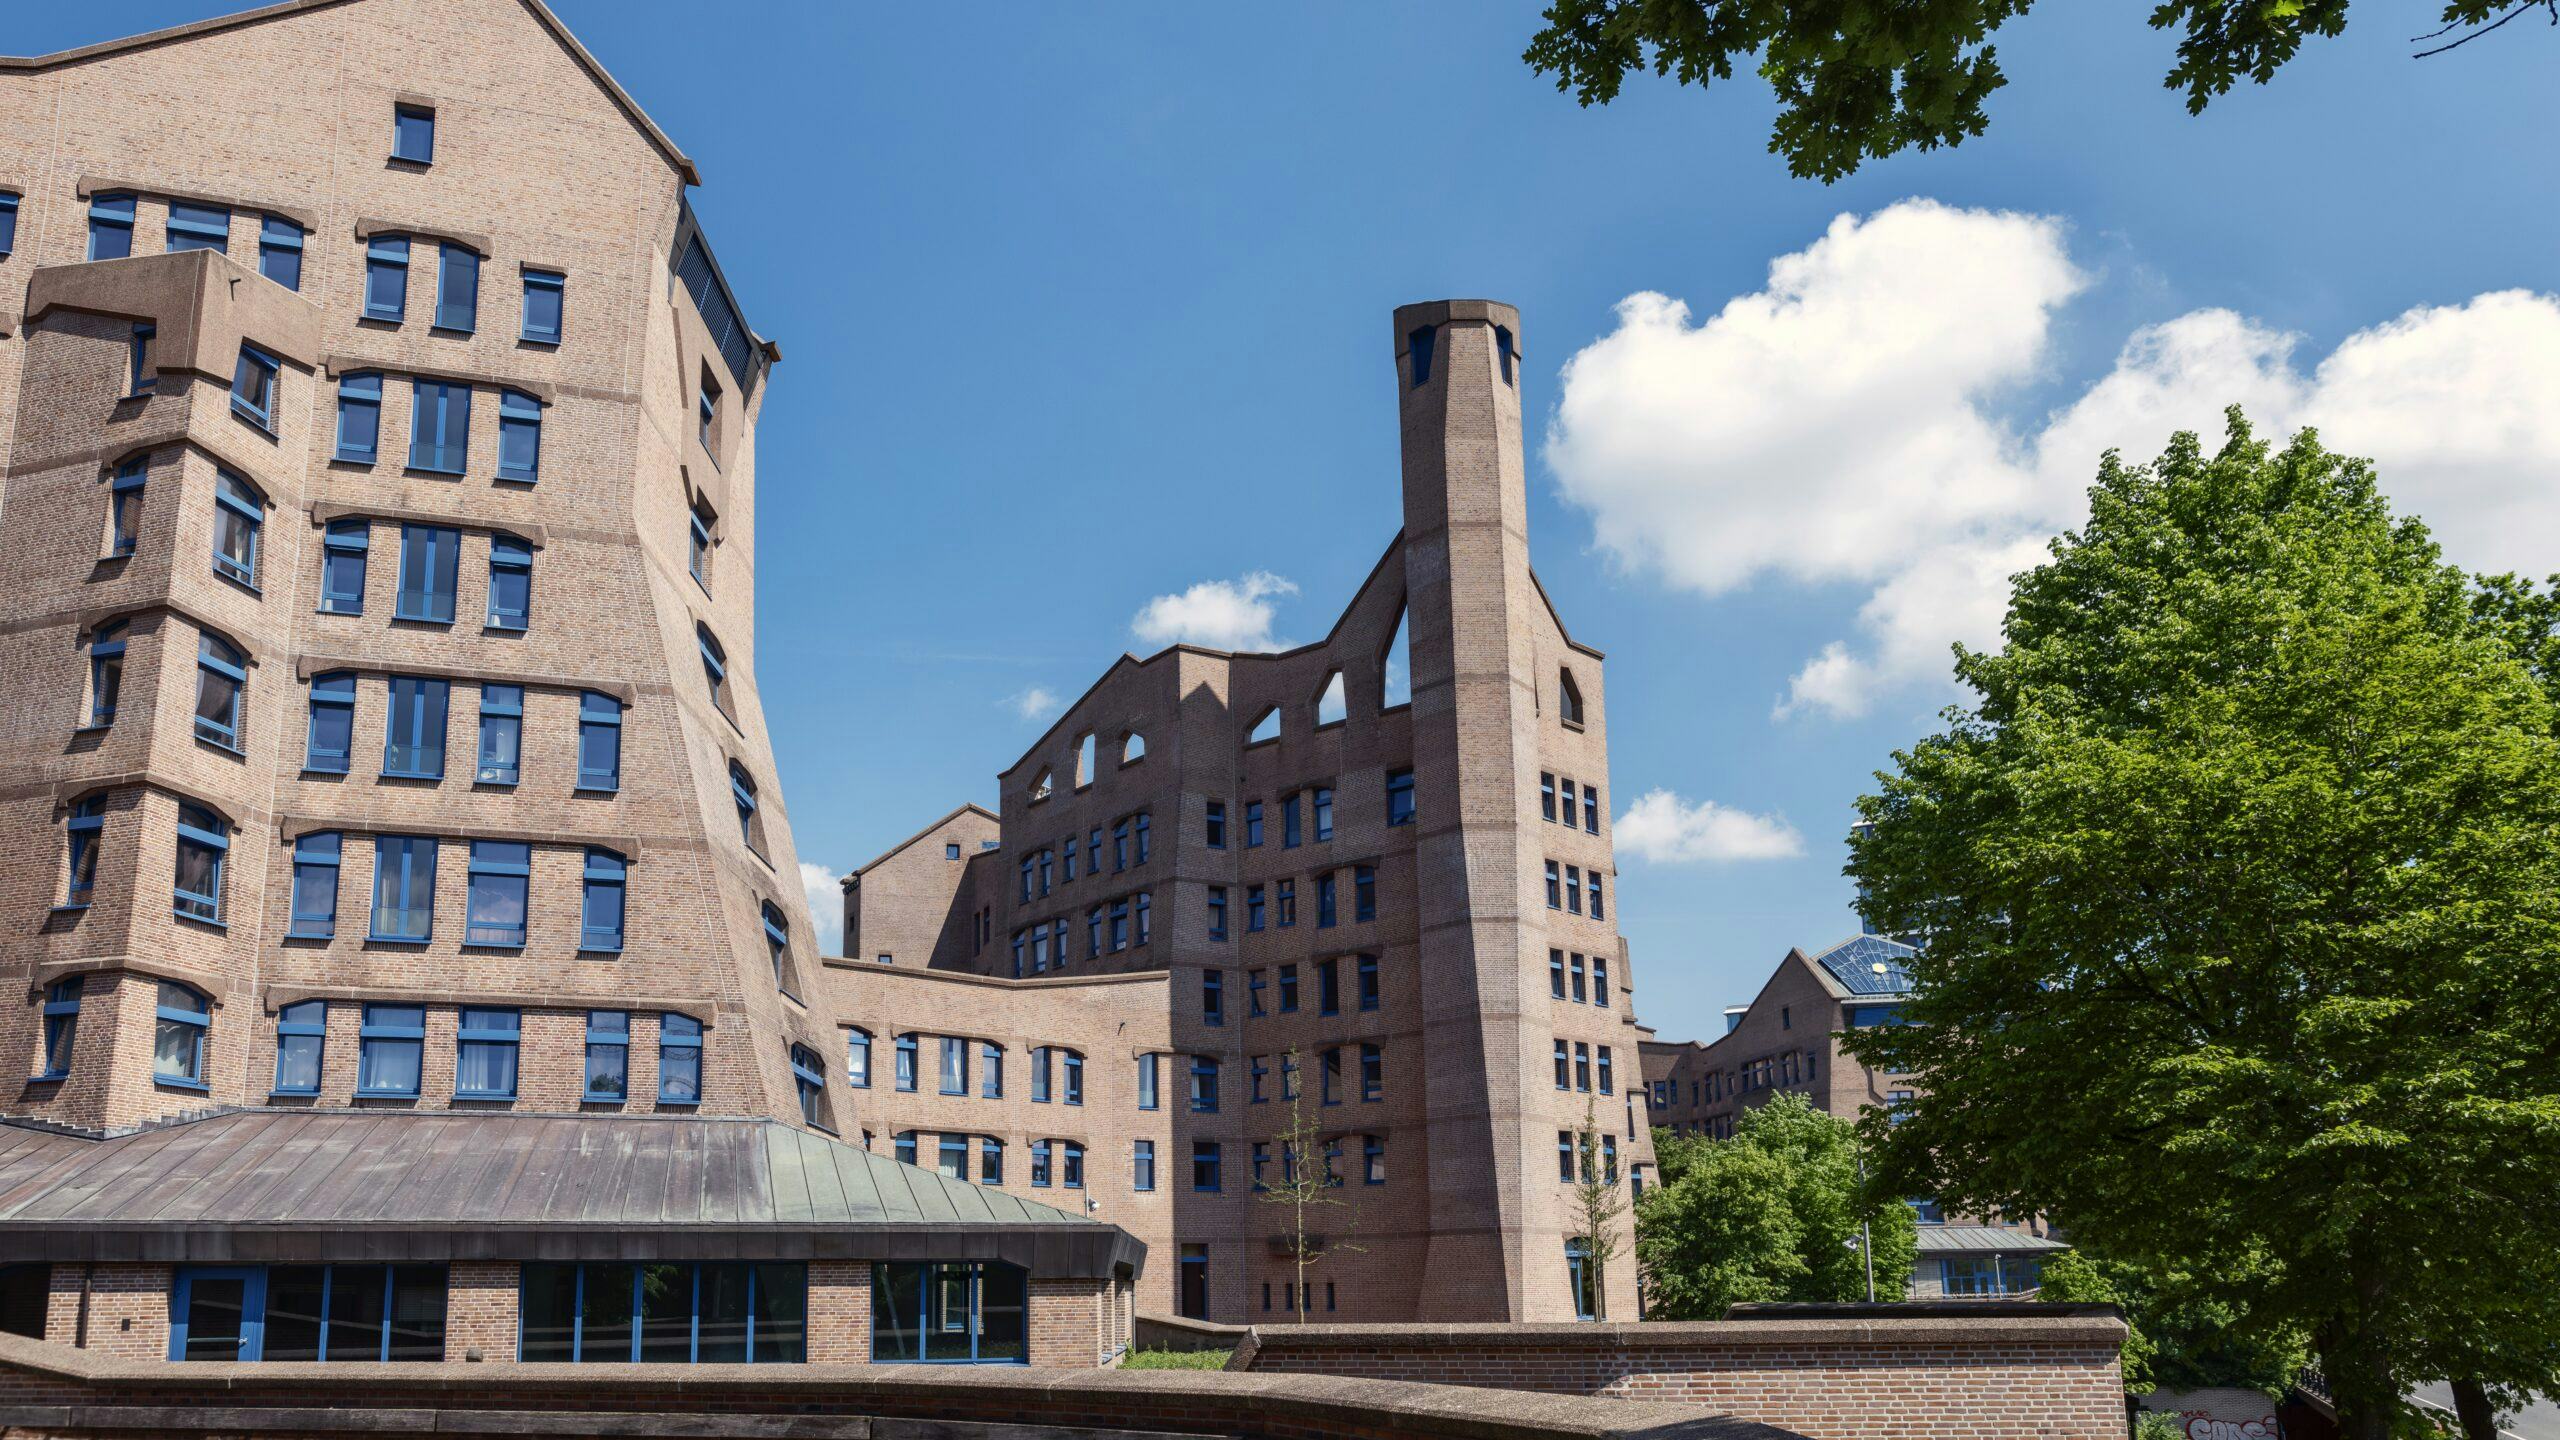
top-left (27, 3), bottom-right (2558, 1038)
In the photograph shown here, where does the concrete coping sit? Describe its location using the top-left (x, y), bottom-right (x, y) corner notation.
top-left (1234, 1312), bottom-right (2130, 1350)
top-left (76, 173), bottom-right (320, 232)
top-left (352, 214), bottom-right (497, 261)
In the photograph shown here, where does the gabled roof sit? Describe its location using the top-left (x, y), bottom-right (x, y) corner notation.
top-left (1809, 934), bottom-right (1918, 996)
top-left (0, 1109), bottom-right (1140, 1275)
top-left (0, 0), bottom-right (702, 186)
top-left (849, 803), bottom-right (999, 881)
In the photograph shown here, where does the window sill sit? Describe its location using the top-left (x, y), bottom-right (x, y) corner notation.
top-left (483, 623), bottom-right (528, 636)
top-left (402, 465), bottom-right (466, 480)
top-left (473, 776), bottom-right (521, 789)
top-left (366, 933), bottom-right (431, 946)
top-left (154, 1077), bottom-right (209, 1093)
top-left (656, 1097), bottom-right (698, 1108)
top-left (462, 940), bottom-right (526, 952)
top-left (173, 911), bottom-right (227, 931)
top-left (429, 323), bottom-right (476, 338)
top-left (457, 1092), bottom-right (518, 1103)
top-left (353, 1089), bottom-right (421, 1100)
top-left (211, 568), bottom-right (260, 596)
top-left (494, 472), bottom-right (537, 486)
top-left (331, 450), bottom-right (377, 467)
top-left (269, 1088), bottom-right (319, 1099)
top-left (573, 782), bottom-right (621, 795)
top-left (228, 404), bottom-right (276, 436)
top-left (49, 903), bottom-right (91, 915)
top-left (316, 605), bottom-right (364, 618)
top-left (578, 944), bottom-right (624, 956)
top-left (360, 310), bottom-right (404, 326)
top-left (519, 334), bottom-right (561, 349)
top-left (284, 929), bottom-right (334, 942)
top-left (29, 1072), bottom-right (67, 1085)
top-left (390, 612), bottom-right (456, 626)
top-left (304, 763), bottom-right (352, 777)
top-left (380, 770), bottom-right (445, 782)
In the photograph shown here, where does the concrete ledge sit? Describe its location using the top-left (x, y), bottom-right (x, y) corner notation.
top-left (1130, 1311), bottom-right (1247, 1353)
top-left (1231, 1312), bottom-right (2131, 1350)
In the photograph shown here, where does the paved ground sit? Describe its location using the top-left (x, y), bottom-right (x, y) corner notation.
top-left (2411, 1384), bottom-right (2560, 1440)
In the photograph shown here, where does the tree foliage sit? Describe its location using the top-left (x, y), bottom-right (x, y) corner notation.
top-left (1842, 412), bottom-right (2560, 1439)
top-left (1522, 1), bottom-right (2556, 181)
top-left (2037, 1248), bottom-right (2310, 1399)
top-left (1635, 1093), bottom-right (1917, 1318)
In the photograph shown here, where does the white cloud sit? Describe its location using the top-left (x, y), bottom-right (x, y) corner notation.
top-left (799, 862), bottom-right (843, 954)
top-left (1547, 200), bottom-right (2560, 719)
top-left (1614, 789), bottom-right (1807, 864)
top-left (1131, 571), bottom-right (1298, 652)
top-left (1005, 686), bottom-right (1063, 722)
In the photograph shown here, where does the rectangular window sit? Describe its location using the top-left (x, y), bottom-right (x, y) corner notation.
top-left (1278, 964), bottom-right (1299, 1013)
top-left (272, 1000), bottom-right (325, 1095)
top-left (288, 834), bottom-right (340, 939)
top-left (383, 676), bottom-right (450, 778)
top-left (317, 518), bottom-right (373, 611)
top-left (1571, 953), bottom-right (1586, 1002)
top-left (230, 344), bottom-right (280, 431)
top-left (1321, 1047), bottom-right (1340, 1106)
top-left (521, 268), bottom-right (565, 343)
top-left (357, 1003), bottom-right (426, 1095)
top-left (1247, 885), bottom-right (1265, 933)
top-left (364, 235), bottom-right (409, 321)
top-left (1546, 861), bottom-right (1562, 909)
top-left (898, 1035), bottom-right (920, 1093)
top-left (126, 323), bottom-right (156, 397)
top-left (0, 191), bottom-right (16, 256)
top-left (1554, 1040), bottom-right (1570, 1091)
top-left (1552, 949), bottom-right (1568, 999)
top-left (1589, 872), bottom-right (1605, 920)
top-left (981, 1042), bottom-right (1003, 1098)
top-left (1313, 787), bottom-right (1334, 841)
top-left (1192, 1141), bottom-right (1222, 1192)
top-left (520, 1261), bottom-right (805, 1364)
top-left (1205, 800), bottom-right (1226, 849)
top-left (172, 1263), bottom-right (448, 1363)
top-left (456, 1008), bottom-right (521, 1099)
top-left (1542, 773), bottom-right (1557, 822)
top-left (395, 524), bottom-right (461, 623)
top-left (689, 506), bottom-right (713, 587)
top-left (487, 534), bottom-right (533, 629)
top-left (1137, 1054), bottom-right (1159, 1111)
top-left (1133, 1139), bottom-right (1156, 1193)
top-left (1355, 864), bottom-right (1376, 922)
top-left (1283, 792), bottom-right (1302, 849)
top-left (1358, 953), bottom-right (1380, 1011)
top-left (577, 692), bottom-right (623, 791)
top-left (463, 840), bottom-right (529, 946)
top-left (408, 379), bottom-right (470, 473)
top-left (1189, 1056), bottom-right (1219, 1113)
top-left (1575, 1042), bottom-right (1592, 1092)
top-left (1318, 958), bottom-right (1340, 1016)
top-left (1030, 1140), bottom-right (1050, 1187)
top-left (1248, 970), bottom-right (1267, 1017)
top-left (1585, 786), bottom-right (1601, 834)
top-left (1316, 873), bottom-right (1337, 928)
top-left (392, 104), bottom-right (436, 164)
top-left (1202, 970), bottom-right (1224, 1026)
top-left (496, 390), bottom-right (542, 482)
top-left (583, 1012), bottom-right (630, 1102)
top-left (1250, 1055), bottom-right (1267, 1103)
top-left (1245, 801), bottom-right (1264, 847)
top-left (259, 215), bottom-right (304, 290)
top-left (476, 684), bottom-right (522, 785)
top-left (86, 192), bottom-right (134, 261)
top-left (979, 1138), bottom-right (1003, 1185)
top-left (370, 837), bottom-right (437, 942)
top-left (1361, 1043), bottom-right (1383, 1101)
top-left (1135, 812), bottom-right (1152, 864)
top-left (1207, 886), bottom-right (1227, 941)
top-left (169, 199), bottom-right (232, 252)
top-left (1063, 1051), bottom-right (1084, 1105)
top-left (938, 1134), bottom-right (967, 1180)
top-left (659, 1015), bottom-right (703, 1105)
top-left (1386, 769), bottom-right (1415, 826)
top-left (939, 1036), bottom-right (967, 1095)
top-left (1566, 864), bottom-right (1583, 915)
top-left (305, 672), bottom-right (356, 772)
top-left (333, 372), bottom-right (382, 463)
top-left (576, 848), bottom-right (625, 952)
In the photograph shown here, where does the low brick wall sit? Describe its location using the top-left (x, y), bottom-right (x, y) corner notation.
top-left (0, 1330), bottom-right (1795, 1440)
top-left (1232, 1304), bottom-right (2130, 1440)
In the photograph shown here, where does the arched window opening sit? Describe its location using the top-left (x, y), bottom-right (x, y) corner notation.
top-left (1075, 733), bottom-right (1096, 788)
top-left (1030, 768), bottom-right (1054, 802)
top-left (730, 763), bottom-right (766, 857)
top-left (697, 625), bottom-right (731, 718)
top-left (1315, 671), bottom-right (1346, 728)
top-left (1559, 668), bottom-right (1585, 727)
top-left (1121, 731), bottom-right (1146, 763)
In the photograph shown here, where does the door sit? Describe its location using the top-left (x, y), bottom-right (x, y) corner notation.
top-left (171, 1267), bottom-right (266, 1361)
top-left (1177, 1245), bottom-right (1208, 1319)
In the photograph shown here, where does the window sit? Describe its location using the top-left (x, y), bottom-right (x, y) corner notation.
top-left (172, 1263), bottom-right (449, 1363)
top-left (1136, 892), bottom-right (1153, 945)
top-left (1207, 886), bottom-right (1227, 941)
top-left (1132, 1139), bottom-right (1157, 1193)
top-left (688, 504), bottom-right (713, 587)
top-left (1137, 1053), bottom-right (1159, 1111)
top-left (212, 472), bottom-right (261, 586)
top-left (1589, 872), bottom-right (1605, 919)
top-left (936, 1134), bottom-right (967, 1180)
top-left (1386, 769), bottom-right (1415, 826)
top-left (0, 191), bottom-right (15, 255)
top-left (731, 764), bottom-right (766, 855)
top-left (496, 390), bottom-right (541, 481)
top-left (1283, 793), bottom-right (1302, 848)
top-left (1364, 1134), bottom-right (1386, 1185)
top-left (846, 1029), bottom-right (871, 1089)
top-left (289, 832), bottom-right (341, 938)
top-left (522, 1261), bottom-right (806, 1364)
top-left (1250, 1054), bottom-right (1268, 1102)
top-left (1135, 813), bottom-right (1152, 864)
top-left (39, 978), bottom-right (81, 1080)
top-left (108, 457), bottom-right (146, 556)
top-left (1028, 1046), bottom-right (1051, 1103)
top-left (83, 622), bottom-right (127, 729)
top-left (659, 1014), bottom-right (703, 1104)
top-left (1570, 954), bottom-right (1586, 1002)
top-left (1321, 1047), bottom-right (1341, 1105)
top-left (1567, 864), bottom-right (1583, 914)
top-left (1313, 786), bottom-right (1336, 841)
top-left (1594, 957), bottom-right (1610, 1006)
top-left (1356, 953), bottom-right (1381, 1011)
top-left (1559, 669), bottom-right (1585, 726)
top-left (1123, 731), bottom-right (1146, 762)
top-left (790, 1045), bottom-right (828, 1127)
top-left (577, 692), bottom-right (623, 790)
top-left (1061, 1141), bottom-right (1086, 1189)
top-left (1317, 873), bottom-right (1337, 928)
top-left (1276, 879), bottom-right (1296, 928)
top-left (1193, 1141), bottom-right (1222, 1192)
top-left (1361, 1042), bottom-right (1383, 1101)
top-left (1552, 950), bottom-right (1568, 998)
top-left (456, 1008), bottom-right (521, 1099)
top-left (1546, 861), bottom-right (1562, 909)
top-left (981, 1042), bottom-right (1003, 1098)
top-left (87, 192), bottom-right (134, 260)
top-left (463, 841), bottom-right (529, 946)
top-left (1318, 958), bottom-right (1340, 1015)
top-left (364, 235), bottom-right (410, 320)
top-left (1062, 1050), bottom-right (1084, 1105)
top-left (272, 1000), bottom-right (325, 1095)
top-left (230, 344), bottom-right (280, 430)
top-left (408, 379), bottom-right (470, 473)
top-left (318, 520), bottom-right (369, 613)
top-left (576, 1011), bottom-right (628, 1102)
top-left (869, 1261), bottom-right (1025, 1364)
top-left (127, 323), bottom-right (156, 395)
top-left (1407, 325), bottom-right (1434, 386)
top-left (1561, 778), bottom-right (1576, 825)
top-left (938, 1036), bottom-right (968, 1095)
top-left (1189, 1055), bottom-right (1219, 1113)
top-left (698, 374), bottom-right (721, 456)
top-left (170, 199), bottom-right (230, 253)
top-left (392, 103), bottom-right (436, 163)
top-left (760, 903), bottom-right (793, 987)
top-left (487, 534), bottom-right (533, 629)
top-left (357, 1003), bottom-right (424, 1096)
top-left (1248, 707), bottom-right (1280, 745)
top-left (1203, 969), bottom-right (1224, 1026)
top-left (370, 837), bottom-right (437, 941)
top-left (521, 268), bottom-right (565, 343)
top-left (295, 670), bottom-right (357, 773)
top-left (149, 982), bottom-right (213, 1089)
top-left (476, 685), bottom-right (522, 784)
top-left (395, 524), bottom-right (460, 622)
top-left (1598, 1046), bottom-right (1615, 1094)
top-left (581, 850), bottom-right (627, 952)
top-left (174, 804), bottom-right (229, 923)
top-left (1278, 963), bottom-right (1299, 1013)
top-left (1584, 785), bottom-right (1601, 834)
top-left (1029, 1139), bottom-right (1050, 1187)
top-left (323, 373), bottom-right (384, 467)
top-left (1554, 1040), bottom-right (1570, 1090)
top-left (65, 797), bottom-right (104, 906)
top-left (258, 215), bottom-right (304, 289)
top-left (1575, 1042), bottom-right (1592, 1092)
top-left (980, 1138), bottom-right (1005, 1184)
top-left (698, 626), bottom-right (731, 715)
top-left (895, 1034), bottom-right (920, 1093)
top-left (383, 676), bottom-right (450, 778)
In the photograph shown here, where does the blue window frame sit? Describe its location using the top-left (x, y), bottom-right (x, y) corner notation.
top-left (896, 1034), bottom-right (920, 1093)
top-left (1029, 1139), bottom-right (1050, 1186)
top-left (87, 192), bottom-right (134, 261)
top-left (395, 524), bottom-right (460, 623)
top-left (383, 676), bottom-right (449, 778)
top-left (487, 534), bottom-right (532, 629)
top-left (790, 1045), bottom-right (827, 1127)
top-left (167, 200), bottom-right (229, 253)
top-left (173, 1264), bottom-right (448, 1363)
top-left (212, 472), bottom-right (262, 586)
top-left (38, 978), bottom-right (80, 1080)
top-left (658, 1014), bottom-right (703, 1105)
top-left (1189, 1055), bottom-right (1219, 1114)
top-left (1364, 1134), bottom-right (1386, 1185)
top-left (126, 322), bottom-right (155, 395)
top-left (259, 215), bottom-right (304, 289)
top-left (580, 849), bottom-right (627, 952)
top-left (763, 903), bottom-right (792, 985)
top-left (846, 1029), bottom-right (871, 1089)
top-left (1356, 863), bottom-right (1377, 922)
top-left (65, 797), bottom-right (104, 907)
top-left (475, 685), bottom-right (522, 785)
top-left (688, 506), bottom-right (712, 586)
top-left (1386, 768), bottom-right (1416, 826)
top-left (1062, 1050), bottom-right (1084, 1105)
top-left (305, 671), bottom-right (356, 773)
top-left (868, 1261), bottom-right (1026, 1364)
top-left (521, 268), bottom-right (565, 343)
top-left (408, 380), bottom-right (469, 473)
top-left (1567, 1239), bottom-right (1596, 1321)
top-left (1314, 786), bottom-right (1335, 840)
top-left (87, 622), bottom-right (126, 727)
top-left (1359, 953), bottom-right (1380, 1011)
top-left (698, 626), bottom-right (730, 713)
top-left (154, 982), bottom-right (210, 1088)
top-left (288, 832), bottom-right (342, 939)
top-left (272, 1000), bottom-right (325, 1096)
top-left (1133, 1139), bottom-right (1156, 1192)
top-left (356, 1003), bottom-right (425, 1096)
top-left (369, 836), bottom-right (437, 943)
top-left (392, 104), bottom-right (435, 164)
top-left (980, 1138), bottom-right (1004, 1184)
top-left (938, 1134), bottom-right (967, 1179)
top-left (496, 390), bottom-right (541, 481)
top-left (363, 235), bottom-right (409, 320)
top-left (584, 1011), bottom-right (629, 1101)
top-left (174, 804), bottom-right (229, 924)
top-left (334, 372), bottom-right (381, 463)
top-left (464, 840), bottom-right (529, 946)
top-left (1137, 1053), bottom-right (1159, 1111)
top-left (456, 1007), bottom-right (520, 1099)
top-left (1203, 969), bottom-right (1224, 1026)
top-left (319, 520), bottom-right (368, 613)
top-left (981, 1041), bottom-right (1003, 1098)
top-left (1192, 1141), bottom-right (1222, 1192)
top-left (730, 763), bottom-right (762, 853)
top-left (576, 691), bottom-right (623, 791)
top-left (0, 191), bottom-right (16, 255)
top-left (433, 244), bottom-right (479, 332)
top-left (938, 1036), bottom-right (967, 1095)
top-left (108, 458), bottom-right (146, 555)
top-left (520, 1261), bottom-right (806, 1364)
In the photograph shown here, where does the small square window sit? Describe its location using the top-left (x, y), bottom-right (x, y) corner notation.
top-left (393, 104), bottom-right (436, 164)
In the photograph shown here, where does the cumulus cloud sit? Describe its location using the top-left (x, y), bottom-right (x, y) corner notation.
top-left (1614, 789), bottom-right (1807, 864)
top-left (1545, 199), bottom-right (2560, 720)
top-left (1131, 572), bottom-right (1298, 652)
top-left (1005, 686), bottom-right (1063, 722)
top-left (799, 862), bottom-right (844, 953)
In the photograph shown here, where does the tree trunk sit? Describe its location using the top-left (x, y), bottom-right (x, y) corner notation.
top-left (2449, 1378), bottom-right (2499, 1440)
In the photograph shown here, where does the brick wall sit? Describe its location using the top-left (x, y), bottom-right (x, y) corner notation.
top-left (38, 1264), bottom-right (168, 1361)
top-left (807, 1260), bottom-right (869, 1364)
top-left (446, 1259), bottom-right (514, 1361)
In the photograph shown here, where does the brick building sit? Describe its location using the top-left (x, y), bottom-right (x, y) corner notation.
top-left (0, 0), bottom-right (1135, 1367)
top-left (839, 300), bottom-right (1655, 1325)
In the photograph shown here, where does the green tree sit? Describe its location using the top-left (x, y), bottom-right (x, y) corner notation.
top-left (1842, 412), bottom-right (2560, 1440)
top-left (1634, 1092), bottom-right (1917, 1318)
top-left (1258, 1047), bottom-right (1360, 1321)
top-left (1522, 1), bottom-right (2553, 182)
top-left (2037, 1249), bottom-right (2310, 1400)
top-left (1571, 1096), bottom-right (1630, 1319)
